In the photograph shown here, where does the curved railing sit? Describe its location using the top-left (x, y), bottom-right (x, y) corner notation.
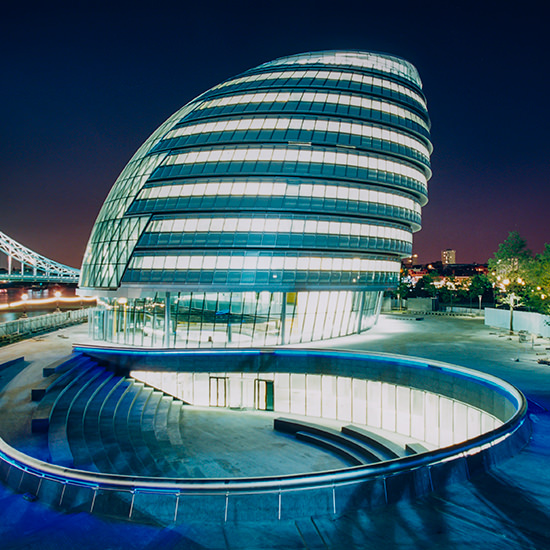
top-left (0, 349), bottom-right (531, 523)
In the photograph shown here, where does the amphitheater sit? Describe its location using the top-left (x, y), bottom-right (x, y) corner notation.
top-left (1, 314), bottom-right (547, 549)
top-left (0, 340), bottom-right (528, 524)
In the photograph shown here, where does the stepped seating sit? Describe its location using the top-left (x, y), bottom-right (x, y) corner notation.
top-left (294, 431), bottom-right (371, 465)
top-left (33, 355), bottom-right (424, 477)
top-left (31, 354), bottom-right (98, 433)
top-left (274, 417), bottom-right (410, 465)
top-left (114, 383), bottom-right (157, 475)
top-left (31, 353), bottom-right (189, 478)
top-left (98, 378), bottom-right (136, 473)
top-left (341, 425), bottom-right (405, 460)
top-left (126, 386), bottom-right (162, 475)
top-left (48, 362), bottom-right (106, 467)
top-left (406, 442), bottom-right (429, 455)
top-left (67, 370), bottom-right (117, 469)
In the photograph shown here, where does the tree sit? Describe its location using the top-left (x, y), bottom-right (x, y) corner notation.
top-left (488, 232), bottom-right (533, 332)
top-left (412, 273), bottom-right (437, 298)
top-left (391, 267), bottom-right (413, 309)
top-left (468, 274), bottom-right (494, 304)
top-left (489, 231), bottom-right (532, 278)
top-left (523, 243), bottom-right (550, 314)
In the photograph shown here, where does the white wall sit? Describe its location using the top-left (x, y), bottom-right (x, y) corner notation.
top-left (407, 297), bottom-right (435, 312)
top-left (484, 308), bottom-right (550, 337)
top-left (131, 370), bottom-right (500, 448)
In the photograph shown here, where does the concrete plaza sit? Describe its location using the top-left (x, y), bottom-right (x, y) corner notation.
top-left (0, 314), bottom-right (549, 549)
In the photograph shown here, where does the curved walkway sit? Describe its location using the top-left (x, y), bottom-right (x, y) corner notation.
top-left (0, 315), bottom-right (549, 549)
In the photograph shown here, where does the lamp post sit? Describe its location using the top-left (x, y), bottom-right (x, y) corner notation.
top-left (508, 292), bottom-right (516, 334)
top-left (21, 293), bottom-right (28, 318)
top-left (54, 291), bottom-right (61, 312)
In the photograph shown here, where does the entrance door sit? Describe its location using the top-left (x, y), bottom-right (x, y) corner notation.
top-left (209, 377), bottom-right (227, 407)
top-left (256, 379), bottom-right (274, 411)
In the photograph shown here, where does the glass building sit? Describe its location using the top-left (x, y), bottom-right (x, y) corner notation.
top-left (78, 50), bottom-right (432, 347)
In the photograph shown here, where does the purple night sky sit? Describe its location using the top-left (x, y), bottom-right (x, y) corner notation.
top-left (2, 2), bottom-right (549, 268)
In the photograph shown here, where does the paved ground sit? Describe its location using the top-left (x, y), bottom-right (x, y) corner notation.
top-left (0, 314), bottom-right (549, 549)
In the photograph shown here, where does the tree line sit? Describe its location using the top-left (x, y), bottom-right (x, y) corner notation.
top-left (396, 232), bottom-right (549, 315)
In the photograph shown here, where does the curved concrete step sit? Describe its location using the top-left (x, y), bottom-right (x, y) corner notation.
top-left (274, 417), bottom-right (385, 464)
top-left (32, 355), bottom-right (94, 433)
top-left (110, 381), bottom-right (146, 474)
top-left (82, 375), bottom-right (127, 470)
top-left (67, 371), bottom-right (117, 470)
top-left (141, 394), bottom-right (180, 477)
top-left (48, 363), bottom-right (104, 467)
top-left (127, 388), bottom-right (162, 476)
top-left (98, 379), bottom-right (136, 473)
top-left (341, 425), bottom-right (405, 460)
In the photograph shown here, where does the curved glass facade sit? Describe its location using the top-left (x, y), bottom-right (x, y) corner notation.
top-left (79, 50), bottom-right (432, 347)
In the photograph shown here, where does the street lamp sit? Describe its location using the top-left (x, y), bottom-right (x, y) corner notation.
top-left (55, 291), bottom-right (61, 312)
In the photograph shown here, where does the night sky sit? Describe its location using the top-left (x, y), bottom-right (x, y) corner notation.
top-left (2, 1), bottom-right (549, 268)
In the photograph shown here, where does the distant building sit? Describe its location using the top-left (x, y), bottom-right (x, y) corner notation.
top-left (442, 249), bottom-right (456, 265)
top-left (405, 261), bottom-right (488, 288)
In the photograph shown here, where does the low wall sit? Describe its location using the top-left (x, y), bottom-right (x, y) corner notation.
top-left (443, 306), bottom-right (482, 316)
top-left (485, 308), bottom-right (550, 337)
top-left (406, 297), bottom-right (435, 312)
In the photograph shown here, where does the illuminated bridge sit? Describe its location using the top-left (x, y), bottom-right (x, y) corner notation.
top-left (0, 230), bottom-right (80, 284)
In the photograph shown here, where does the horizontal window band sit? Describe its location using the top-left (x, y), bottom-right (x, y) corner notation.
top-left (188, 103), bottom-right (429, 142)
top-left (183, 104), bottom-right (431, 147)
top-left (201, 82), bottom-right (427, 121)
top-left (193, 91), bottom-right (429, 131)
top-left (154, 136), bottom-right (431, 176)
top-left (167, 118), bottom-right (431, 155)
top-left (149, 165), bottom-right (427, 201)
top-left (146, 216), bottom-right (411, 240)
top-left (160, 116), bottom-right (431, 163)
top-left (135, 236), bottom-right (412, 256)
top-left (137, 179), bottom-right (422, 211)
top-left (255, 52), bottom-right (422, 88)
top-left (160, 147), bottom-right (426, 188)
top-left (121, 268), bottom-right (399, 289)
top-left (210, 68), bottom-right (426, 109)
top-left (128, 254), bottom-right (400, 273)
top-left (126, 200), bottom-right (422, 231)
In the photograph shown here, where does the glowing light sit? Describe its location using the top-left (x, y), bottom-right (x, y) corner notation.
top-left (0, 296), bottom-right (97, 311)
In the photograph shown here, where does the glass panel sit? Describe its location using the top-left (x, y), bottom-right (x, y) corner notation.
top-left (396, 386), bottom-right (411, 436)
top-left (381, 383), bottom-right (396, 432)
top-left (290, 374), bottom-right (306, 415)
top-left (306, 375), bottom-right (322, 417)
top-left (321, 375), bottom-right (337, 419)
top-left (337, 377), bottom-right (352, 422)
top-left (439, 397), bottom-right (454, 447)
top-left (274, 373), bottom-right (290, 413)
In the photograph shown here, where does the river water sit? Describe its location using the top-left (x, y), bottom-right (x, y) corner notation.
top-left (0, 286), bottom-right (78, 324)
